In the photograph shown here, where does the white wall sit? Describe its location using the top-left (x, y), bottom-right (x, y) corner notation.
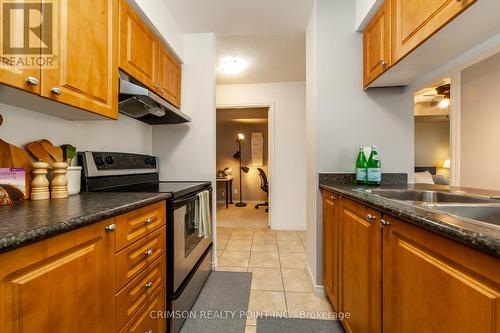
top-left (216, 82), bottom-right (307, 231)
top-left (306, 0), bottom-right (414, 286)
top-left (355, 0), bottom-right (383, 31)
top-left (134, 0), bottom-right (184, 59)
top-left (0, 103), bottom-right (152, 156)
top-left (414, 121), bottom-right (450, 167)
top-left (460, 51), bottom-right (500, 190)
top-left (305, 1), bottom-right (319, 289)
top-left (152, 33), bottom-right (216, 182)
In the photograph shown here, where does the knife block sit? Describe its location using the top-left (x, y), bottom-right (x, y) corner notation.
top-left (51, 162), bottom-right (69, 199)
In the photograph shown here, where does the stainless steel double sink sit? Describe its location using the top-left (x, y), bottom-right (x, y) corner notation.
top-left (359, 188), bottom-right (500, 228)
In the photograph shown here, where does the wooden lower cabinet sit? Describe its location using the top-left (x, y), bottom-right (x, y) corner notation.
top-left (322, 191), bottom-right (500, 333)
top-left (322, 190), bottom-right (340, 310)
top-left (340, 198), bottom-right (382, 333)
top-left (382, 214), bottom-right (500, 333)
top-left (0, 219), bottom-right (116, 333)
top-left (0, 202), bottom-right (168, 333)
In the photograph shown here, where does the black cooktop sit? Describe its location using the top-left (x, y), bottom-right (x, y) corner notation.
top-left (110, 181), bottom-right (211, 198)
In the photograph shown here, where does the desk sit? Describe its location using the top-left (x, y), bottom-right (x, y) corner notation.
top-left (216, 177), bottom-right (233, 208)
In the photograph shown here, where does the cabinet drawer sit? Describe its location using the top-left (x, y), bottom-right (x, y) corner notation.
top-left (115, 201), bottom-right (166, 252)
top-left (115, 226), bottom-right (166, 291)
top-left (119, 283), bottom-right (166, 333)
top-left (116, 253), bottom-right (166, 330)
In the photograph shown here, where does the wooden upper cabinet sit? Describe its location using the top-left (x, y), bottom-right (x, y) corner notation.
top-left (157, 44), bottom-right (181, 108)
top-left (363, 0), bottom-right (391, 88)
top-left (391, 0), bottom-right (477, 63)
top-left (322, 190), bottom-right (341, 311)
top-left (0, 219), bottom-right (116, 333)
top-left (382, 215), bottom-right (500, 333)
top-left (119, 0), bottom-right (158, 91)
top-left (0, 1), bottom-right (41, 94)
top-left (340, 198), bottom-right (382, 333)
top-left (42, 0), bottom-right (118, 119)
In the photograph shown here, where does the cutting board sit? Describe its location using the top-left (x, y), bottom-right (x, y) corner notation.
top-left (0, 139), bottom-right (33, 199)
top-left (26, 141), bottom-right (55, 166)
top-left (40, 139), bottom-right (63, 162)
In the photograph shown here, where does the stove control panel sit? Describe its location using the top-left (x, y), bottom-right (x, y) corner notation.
top-left (78, 151), bottom-right (158, 177)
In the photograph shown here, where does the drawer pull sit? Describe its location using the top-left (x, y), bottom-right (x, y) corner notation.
top-left (145, 218), bottom-right (154, 225)
top-left (145, 330), bottom-right (153, 333)
top-left (50, 87), bottom-right (62, 95)
top-left (145, 281), bottom-right (153, 289)
top-left (380, 219), bottom-right (391, 228)
top-left (145, 249), bottom-right (154, 257)
top-left (105, 224), bottom-right (116, 232)
top-left (366, 214), bottom-right (376, 223)
top-left (26, 76), bottom-right (39, 86)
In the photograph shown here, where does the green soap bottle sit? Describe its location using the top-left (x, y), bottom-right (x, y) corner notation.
top-left (367, 145), bottom-right (381, 185)
top-left (355, 146), bottom-right (367, 185)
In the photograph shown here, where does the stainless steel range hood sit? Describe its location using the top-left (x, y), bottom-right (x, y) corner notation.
top-left (118, 71), bottom-right (190, 124)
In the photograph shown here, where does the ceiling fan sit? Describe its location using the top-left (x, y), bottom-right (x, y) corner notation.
top-left (414, 83), bottom-right (450, 108)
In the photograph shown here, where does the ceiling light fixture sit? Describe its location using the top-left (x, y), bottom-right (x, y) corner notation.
top-left (220, 56), bottom-right (247, 75)
top-left (438, 98), bottom-right (450, 109)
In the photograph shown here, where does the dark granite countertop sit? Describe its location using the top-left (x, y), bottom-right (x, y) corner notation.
top-left (0, 192), bottom-right (171, 253)
top-left (319, 180), bottom-right (500, 258)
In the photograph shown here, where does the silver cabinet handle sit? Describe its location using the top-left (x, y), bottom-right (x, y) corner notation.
top-left (105, 224), bottom-right (116, 232)
top-left (380, 60), bottom-right (388, 68)
top-left (145, 330), bottom-right (153, 333)
top-left (145, 249), bottom-right (153, 257)
top-left (145, 281), bottom-right (153, 289)
top-left (26, 77), bottom-right (39, 86)
top-left (51, 87), bottom-right (62, 95)
top-left (366, 214), bottom-right (376, 223)
top-left (145, 218), bottom-right (154, 225)
top-left (330, 195), bottom-right (335, 200)
top-left (380, 219), bottom-right (391, 228)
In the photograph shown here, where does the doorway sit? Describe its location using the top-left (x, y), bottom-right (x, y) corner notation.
top-left (413, 78), bottom-right (451, 186)
top-left (216, 107), bottom-right (270, 229)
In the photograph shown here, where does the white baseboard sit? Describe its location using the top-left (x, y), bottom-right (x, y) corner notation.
top-left (305, 260), bottom-right (325, 296)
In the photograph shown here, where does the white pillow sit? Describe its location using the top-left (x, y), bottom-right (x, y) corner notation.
top-left (414, 171), bottom-right (435, 184)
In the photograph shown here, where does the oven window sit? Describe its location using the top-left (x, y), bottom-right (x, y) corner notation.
top-left (184, 198), bottom-right (203, 256)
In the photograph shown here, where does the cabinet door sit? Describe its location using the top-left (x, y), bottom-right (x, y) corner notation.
top-left (41, 0), bottom-right (118, 119)
top-left (157, 44), bottom-right (181, 108)
top-left (363, 0), bottom-right (391, 88)
top-left (391, 0), bottom-right (476, 63)
top-left (0, 1), bottom-right (41, 94)
top-left (382, 215), bottom-right (500, 333)
top-left (119, 283), bottom-right (166, 333)
top-left (322, 190), bottom-right (340, 310)
top-left (340, 198), bottom-right (382, 333)
top-left (0, 219), bottom-right (116, 333)
top-left (119, 0), bottom-right (158, 91)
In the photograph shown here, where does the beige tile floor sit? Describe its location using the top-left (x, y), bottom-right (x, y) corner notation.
top-left (215, 227), bottom-right (333, 332)
top-left (216, 203), bottom-right (270, 228)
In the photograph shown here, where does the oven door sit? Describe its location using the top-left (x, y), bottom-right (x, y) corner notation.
top-left (172, 188), bottom-right (212, 293)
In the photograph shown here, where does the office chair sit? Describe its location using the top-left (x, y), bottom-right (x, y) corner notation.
top-left (255, 168), bottom-right (269, 213)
